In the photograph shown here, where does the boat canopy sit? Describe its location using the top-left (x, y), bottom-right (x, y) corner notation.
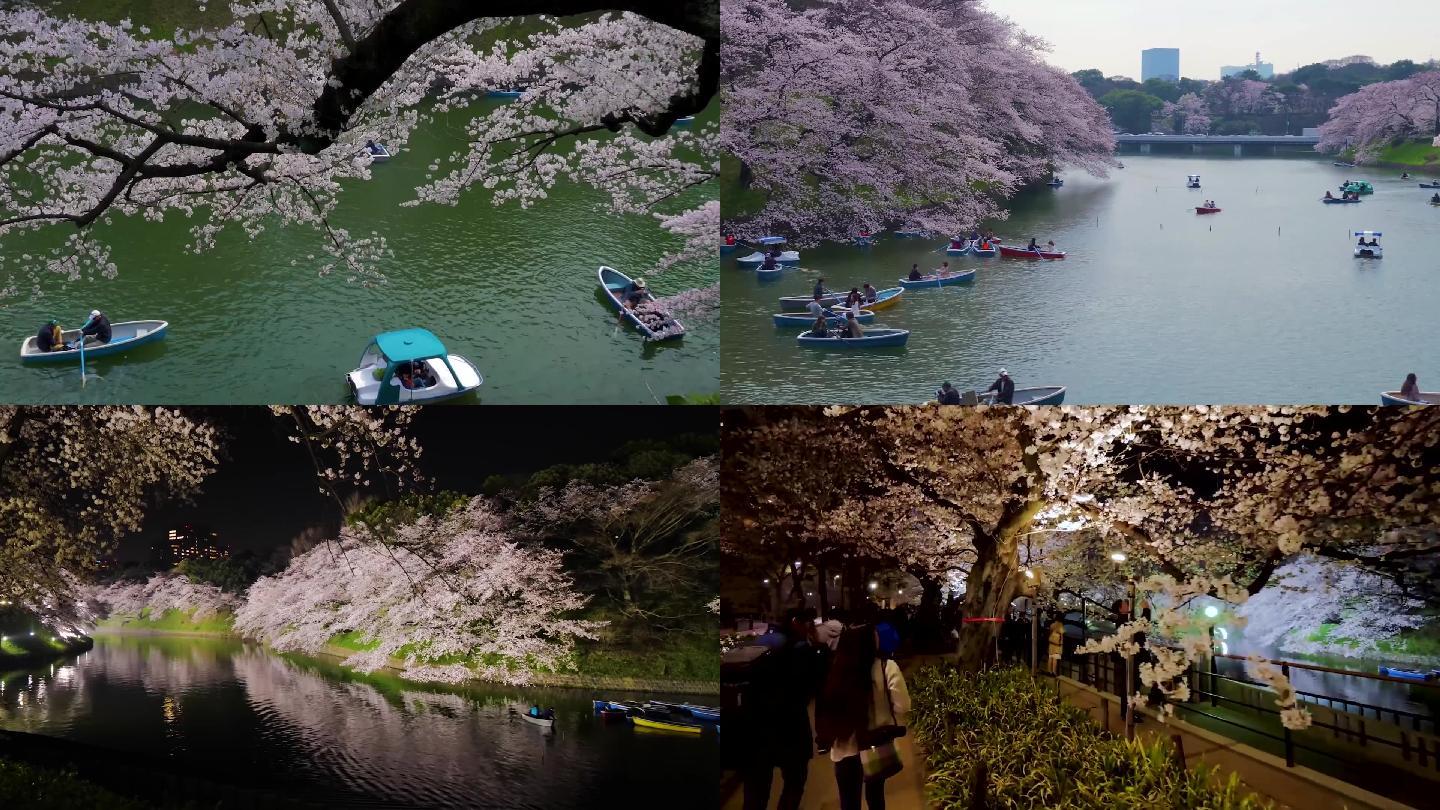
top-left (1187, 174), bottom-right (1200, 181)
top-left (1353, 230), bottom-right (1383, 238)
top-left (375, 328), bottom-right (447, 362)
top-left (756, 236), bottom-right (787, 245)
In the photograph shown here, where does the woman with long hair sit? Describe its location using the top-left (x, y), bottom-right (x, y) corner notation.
top-left (814, 626), bottom-right (910, 810)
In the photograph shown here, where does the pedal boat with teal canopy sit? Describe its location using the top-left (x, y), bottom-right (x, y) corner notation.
top-left (346, 328), bottom-right (483, 404)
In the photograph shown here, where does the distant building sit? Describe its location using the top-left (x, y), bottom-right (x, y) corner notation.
top-left (1222, 52), bottom-right (1274, 79)
top-left (1141, 48), bottom-right (1180, 82)
top-left (159, 524), bottom-right (229, 565)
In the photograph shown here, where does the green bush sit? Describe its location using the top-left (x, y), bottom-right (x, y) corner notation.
top-left (0, 759), bottom-right (149, 810)
top-left (909, 666), bottom-right (1270, 809)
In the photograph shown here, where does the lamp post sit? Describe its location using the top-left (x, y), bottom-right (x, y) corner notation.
top-left (1110, 551), bottom-right (1137, 740)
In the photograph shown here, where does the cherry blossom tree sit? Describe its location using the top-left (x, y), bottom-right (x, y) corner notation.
top-left (0, 1), bottom-right (717, 294)
top-left (720, 0), bottom-right (1115, 244)
top-left (235, 496), bottom-right (603, 685)
top-left (1203, 78), bottom-right (1282, 118)
top-left (1162, 93), bottom-right (1212, 135)
top-left (722, 405), bottom-right (1440, 728)
top-left (91, 572), bottom-right (239, 622)
top-left (1318, 71), bottom-right (1440, 161)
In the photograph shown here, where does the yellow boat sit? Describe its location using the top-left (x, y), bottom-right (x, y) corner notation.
top-left (631, 715), bottom-right (702, 734)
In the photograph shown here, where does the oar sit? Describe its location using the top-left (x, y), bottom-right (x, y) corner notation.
top-left (75, 318), bottom-right (93, 387)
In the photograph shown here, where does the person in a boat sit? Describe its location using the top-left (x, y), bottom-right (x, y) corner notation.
top-left (936, 381), bottom-right (961, 405)
top-left (1401, 172), bottom-right (1411, 179)
top-left (862, 282), bottom-right (879, 303)
top-left (35, 319), bottom-right (64, 353)
top-left (767, 245), bottom-right (784, 260)
top-left (1046, 240), bottom-right (1057, 253)
top-left (842, 312), bottom-right (864, 339)
top-left (1431, 193), bottom-right (1440, 204)
top-left (987, 368), bottom-right (1015, 404)
top-left (1400, 373), bottom-right (1422, 402)
top-left (761, 253), bottom-right (778, 273)
top-left (844, 287), bottom-right (863, 311)
top-left (624, 278), bottom-right (648, 309)
top-left (411, 362), bottom-right (435, 388)
top-left (724, 234), bottom-right (736, 247)
top-left (1324, 190), bottom-right (1333, 199)
top-left (365, 139), bottom-right (384, 156)
top-left (1026, 238), bottom-right (1040, 252)
top-left (806, 293), bottom-right (828, 320)
top-left (950, 237), bottom-right (964, 251)
top-left (970, 228), bottom-right (982, 242)
top-left (907, 264), bottom-right (923, 281)
top-left (813, 277), bottom-right (828, 298)
top-left (936, 261), bottom-right (952, 276)
top-left (78, 309), bottom-right (111, 345)
top-left (807, 316), bottom-right (831, 338)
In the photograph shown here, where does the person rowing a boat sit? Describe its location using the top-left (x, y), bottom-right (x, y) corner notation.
top-left (74, 309), bottom-right (111, 347)
top-left (1026, 238), bottom-right (1040, 253)
top-left (807, 316), bottom-right (831, 338)
top-left (842, 311), bottom-right (864, 339)
top-left (34, 319), bottom-right (65, 353)
top-left (365, 139), bottom-right (385, 156)
top-left (1401, 172), bottom-right (1411, 180)
top-left (936, 382), bottom-right (962, 405)
top-left (987, 368), bottom-right (1015, 404)
top-left (623, 278), bottom-right (648, 309)
top-left (806, 293), bottom-right (828, 320)
top-left (761, 253), bottom-right (778, 273)
top-left (1431, 193), bottom-right (1440, 204)
top-left (527, 705), bottom-right (555, 720)
top-left (1400, 373), bottom-right (1422, 402)
top-left (907, 264), bottom-right (923, 281)
top-left (813, 277), bottom-right (828, 298)
top-left (1324, 190), bottom-right (1334, 200)
top-left (935, 261), bottom-right (952, 276)
top-left (862, 282), bottom-right (879, 304)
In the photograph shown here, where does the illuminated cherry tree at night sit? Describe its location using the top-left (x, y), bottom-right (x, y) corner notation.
top-left (723, 406), bottom-right (1440, 728)
top-left (0, 0), bottom-right (717, 297)
top-left (720, 0), bottom-right (1115, 244)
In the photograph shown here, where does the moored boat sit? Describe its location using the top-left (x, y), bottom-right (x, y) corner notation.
top-left (599, 708), bottom-right (628, 722)
top-left (487, 88), bottom-right (526, 98)
top-left (772, 310), bottom-right (875, 328)
top-left (1380, 390), bottom-right (1439, 405)
top-left (1046, 179), bottom-right (1063, 188)
top-left (598, 266), bottom-right (685, 340)
top-left (632, 716), bottom-right (703, 734)
top-left (796, 328), bottom-right (909, 349)
top-left (997, 244), bottom-right (1066, 259)
top-left (1378, 666), bottom-right (1437, 681)
top-left (20, 320), bottom-right (168, 363)
top-left (898, 268), bottom-right (975, 288)
top-left (892, 229), bottom-right (924, 238)
top-left (345, 328), bottom-right (483, 404)
top-left (978, 385), bottom-right (1066, 406)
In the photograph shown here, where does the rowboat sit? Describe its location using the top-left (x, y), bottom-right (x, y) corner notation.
top-left (892, 230), bottom-right (924, 238)
top-left (997, 245), bottom-right (1066, 259)
top-left (644, 701), bottom-right (721, 722)
top-left (593, 700), bottom-right (643, 713)
top-left (598, 265), bottom-right (685, 341)
top-left (1046, 179), bottom-right (1063, 188)
top-left (970, 242), bottom-right (998, 257)
top-left (945, 241), bottom-right (971, 256)
top-left (599, 708), bottom-right (628, 722)
top-left (736, 250), bottom-right (800, 267)
top-left (365, 144), bottom-right (392, 163)
top-left (853, 235), bottom-right (876, 246)
top-left (1322, 197), bottom-right (1360, 204)
top-left (20, 320), bottom-right (168, 363)
top-left (674, 116), bottom-right (695, 127)
top-left (631, 716), bottom-right (703, 734)
top-left (1332, 161), bottom-right (1356, 168)
top-left (346, 328), bottom-right (483, 404)
top-left (719, 242), bottom-right (738, 255)
top-left (796, 329), bottom-right (909, 349)
top-left (488, 88), bottom-right (526, 99)
top-left (1378, 666), bottom-right (1438, 681)
top-left (1420, 182), bottom-right (1440, 189)
top-left (1195, 207), bottom-right (1221, 214)
top-left (777, 287), bottom-right (902, 312)
top-left (521, 712), bottom-right (555, 728)
top-left (755, 263), bottom-right (783, 281)
top-left (899, 269), bottom-right (975, 289)
top-left (772, 310), bottom-right (875, 328)
top-left (1380, 390), bottom-right (1440, 405)
top-left (978, 385), bottom-right (1066, 406)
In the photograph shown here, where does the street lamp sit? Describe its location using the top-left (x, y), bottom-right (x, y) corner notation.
top-left (1203, 605), bottom-right (1219, 619)
top-left (1109, 551), bottom-right (1127, 562)
top-left (868, 582), bottom-right (878, 591)
top-left (762, 578), bottom-right (770, 585)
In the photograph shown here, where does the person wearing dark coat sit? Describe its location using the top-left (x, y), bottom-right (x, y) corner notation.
top-left (987, 368), bottom-right (1015, 404)
top-left (936, 382), bottom-right (961, 405)
top-left (35, 319), bottom-right (63, 353)
top-left (741, 614), bottom-right (825, 810)
top-left (80, 309), bottom-right (112, 344)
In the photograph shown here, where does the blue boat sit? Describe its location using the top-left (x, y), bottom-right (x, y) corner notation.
top-left (598, 266), bottom-right (684, 341)
top-left (1322, 197), bottom-right (1360, 204)
top-left (1379, 666), bottom-right (1438, 681)
top-left (898, 269), bottom-right (975, 289)
top-left (797, 328), bottom-right (909, 349)
top-left (946, 240), bottom-right (972, 256)
top-left (772, 310), bottom-right (875, 328)
top-left (487, 88), bottom-right (526, 99)
top-left (853, 234), bottom-right (877, 246)
top-left (20, 320), bottom-right (168, 363)
top-left (1380, 390), bottom-right (1439, 405)
top-left (978, 385), bottom-right (1067, 406)
top-left (345, 328), bottom-right (483, 405)
top-left (971, 242), bottom-right (998, 257)
top-left (719, 242), bottom-right (738, 255)
top-left (892, 229), bottom-right (924, 239)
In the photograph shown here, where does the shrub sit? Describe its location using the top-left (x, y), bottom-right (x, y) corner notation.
top-left (0, 759), bottom-right (148, 810)
top-left (908, 666), bottom-right (1271, 809)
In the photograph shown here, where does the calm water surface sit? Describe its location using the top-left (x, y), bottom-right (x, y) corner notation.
top-left (722, 154), bottom-right (1439, 404)
top-left (0, 634), bottom-right (717, 808)
top-left (0, 103), bottom-right (718, 404)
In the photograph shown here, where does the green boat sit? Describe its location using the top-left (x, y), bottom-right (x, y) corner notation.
top-left (1340, 180), bottom-right (1373, 195)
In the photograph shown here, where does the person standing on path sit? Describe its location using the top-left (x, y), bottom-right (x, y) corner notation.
top-left (741, 611), bottom-right (825, 810)
top-left (816, 626), bottom-right (910, 810)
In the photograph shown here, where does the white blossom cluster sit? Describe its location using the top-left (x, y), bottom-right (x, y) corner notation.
top-left (91, 573), bottom-right (239, 620)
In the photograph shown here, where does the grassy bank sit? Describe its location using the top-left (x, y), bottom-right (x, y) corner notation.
top-left (1301, 614), bottom-right (1440, 662)
top-left (909, 666), bottom-right (1270, 809)
top-left (0, 635), bottom-right (93, 669)
top-left (0, 758), bottom-right (147, 810)
top-left (1374, 140), bottom-right (1440, 169)
top-left (96, 610), bottom-right (235, 635)
top-left (720, 154), bottom-right (766, 221)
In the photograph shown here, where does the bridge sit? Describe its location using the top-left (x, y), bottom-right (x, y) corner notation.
top-left (1115, 133), bottom-right (1320, 156)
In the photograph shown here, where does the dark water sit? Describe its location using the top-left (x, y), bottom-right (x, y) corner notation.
top-left (722, 154), bottom-right (1439, 404)
top-left (0, 635), bottom-right (717, 808)
top-left (1224, 639), bottom-right (1440, 724)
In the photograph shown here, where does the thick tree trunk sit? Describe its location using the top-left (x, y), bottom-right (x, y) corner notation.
top-left (954, 501), bottom-right (1044, 672)
top-left (911, 572), bottom-right (943, 651)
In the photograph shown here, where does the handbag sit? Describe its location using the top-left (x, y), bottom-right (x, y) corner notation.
top-left (859, 659), bottom-right (905, 783)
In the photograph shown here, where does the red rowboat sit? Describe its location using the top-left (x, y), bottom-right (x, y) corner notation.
top-left (1196, 207), bottom-right (1221, 214)
top-left (997, 244), bottom-right (1066, 259)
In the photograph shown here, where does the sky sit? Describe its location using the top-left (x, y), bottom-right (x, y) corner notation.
top-left (117, 407), bottom-right (715, 561)
top-left (981, 0), bottom-right (1439, 79)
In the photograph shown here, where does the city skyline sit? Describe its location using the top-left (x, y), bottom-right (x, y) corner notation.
top-left (982, 0), bottom-right (1438, 79)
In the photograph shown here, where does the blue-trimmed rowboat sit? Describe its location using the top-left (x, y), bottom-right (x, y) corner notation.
top-left (1378, 666), bottom-right (1438, 681)
top-left (776, 287), bottom-right (902, 312)
top-left (1380, 390), bottom-right (1440, 405)
top-left (20, 320), bottom-right (168, 363)
top-left (1047, 179), bottom-right (1063, 188)
top-left (593, 699), bottom-right (642, 713)
top-left (946, 240), bottom-right (971, 256)
top-left (797, 328), bottom-right (909, 349)
top-left (773, 310), bottom-right (875, 328)
top-left (1420, 181), bottom-right (1440, 189)
top-left (720, 241), bottom-right (738, 255)
top-left (365, 144), bottom-right (392, 163)
top-left (854, 235), bottom-right (876, 246)
top-left (598, 266), bottom-right (685, 341)
top-left (645, 701), bottom-right (720, 722)
top-left (979, 386), bottom-right (1067, 406)
top-left (899, 269), bottom-right (975, 289)
top-left (674, 116), bottom-right (695, 127)
top-left (892, 229), bottom-right (924, 239)
top-left (971, 241), bottom-right (998, 257)
top-left (1322, 197), bottom-right (1361, 204)
top-left (345, 328), bottom-right (483, 404)
top-left (487, 88), bottom-right (526, 99)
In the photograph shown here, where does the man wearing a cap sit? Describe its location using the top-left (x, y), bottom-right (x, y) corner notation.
top-left (78, 309), bottom-right (112, 345)
top-left (987, 368), bottom-right (1015, 404)
top-left (34, 318), bottom-right (64, 353)
top-left (623, 279), bottom-right (648, 309)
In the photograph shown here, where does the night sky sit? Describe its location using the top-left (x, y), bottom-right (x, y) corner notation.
top-left (118, 407), bottom-right (716, 562)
